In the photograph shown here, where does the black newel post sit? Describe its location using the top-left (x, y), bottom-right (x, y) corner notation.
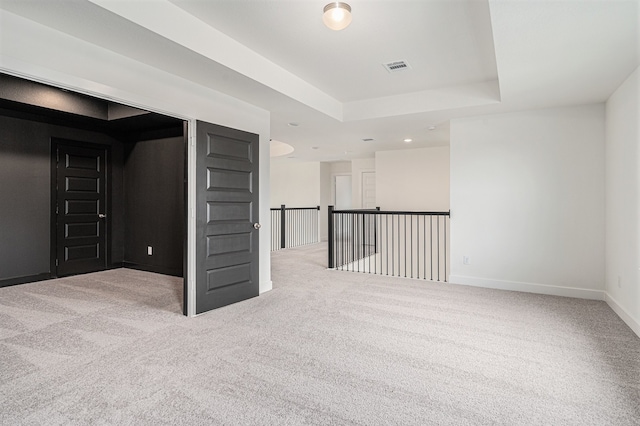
top-left (328, 205), bottom-right (334, 269)
top-left (280, 204), bottom-right (286, 249)
top-left (375, 207), bottom-right (380, 254)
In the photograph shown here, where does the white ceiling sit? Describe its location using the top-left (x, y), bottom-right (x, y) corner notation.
top-left (170, 0), bottom-right (499, 103)
top-left (1, 0), bottom-right (638, 162)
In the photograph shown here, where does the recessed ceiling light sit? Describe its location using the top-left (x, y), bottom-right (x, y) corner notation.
top-left (311, 146), bottom-right (319, 150)
top-left (428, 126), bottom-right (436, 131)
top-left (362, 138), bottom-right (374, 142)
top-left (403, 138), bottom-right (413, 143)
top-left (288, 122), bottom-right (299, 127)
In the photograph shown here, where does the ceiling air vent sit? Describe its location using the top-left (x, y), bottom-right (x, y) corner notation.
top-left (383, 60), bottom-right (410, 73)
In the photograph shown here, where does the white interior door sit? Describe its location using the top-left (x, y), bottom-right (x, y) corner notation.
top-left (361, 171), bottom-right (376, 209)
top-left (335, 175), bottom-right (352, 209)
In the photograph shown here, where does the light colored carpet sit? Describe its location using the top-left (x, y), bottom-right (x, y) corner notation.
top-left (0, 243), bottom-right (638, 425)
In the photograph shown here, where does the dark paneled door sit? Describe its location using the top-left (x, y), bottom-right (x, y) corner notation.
top-left (196, 121), bottom-right (259, 314)
top-left (55, 142), bottom-right (107, 277)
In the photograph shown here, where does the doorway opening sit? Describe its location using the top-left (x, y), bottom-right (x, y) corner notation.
top-left (0, 73), bottom-right (188, 314)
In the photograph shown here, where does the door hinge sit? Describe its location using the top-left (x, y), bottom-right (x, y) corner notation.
top-left (55, 259), bottom-right (59, 266)
top-left (56, 205), bottom-right (59, 215)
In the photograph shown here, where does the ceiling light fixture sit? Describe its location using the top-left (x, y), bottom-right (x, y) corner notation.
top-left (323, 2), bottom-right (352, 31)
top-left (404, 138), bottom-right (413, 143)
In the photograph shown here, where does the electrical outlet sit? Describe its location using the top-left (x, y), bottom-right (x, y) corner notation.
top-left (147, 246), bottom-right (153, 256)
top-left (463, 256), bottom-right (470, 265)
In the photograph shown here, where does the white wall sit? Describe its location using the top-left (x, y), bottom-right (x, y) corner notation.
top-left (605, 66), bottom-right (640, 337)
top-left (376, 147), bottom-right (450, 211)
top-left (351, 158), bottom-right (376, 209)
top-left (0, 11), bottom-right (272, 313)
top-left (450, 104), bottom-right (606, 299)
top-left (270, 160), bottom-right (320, 208)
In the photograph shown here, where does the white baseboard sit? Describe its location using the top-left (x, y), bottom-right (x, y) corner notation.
top-left (448, 275), bottom-right (605, 301)
top-left (605, 293), bottom-right (640, 338)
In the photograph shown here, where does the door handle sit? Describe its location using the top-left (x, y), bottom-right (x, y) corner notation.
top-left (253, 223), bottom-right (261, 229)
top-left (98, 214), bottom-right (106, 219)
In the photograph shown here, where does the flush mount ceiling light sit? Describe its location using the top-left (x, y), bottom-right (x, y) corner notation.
top-left (323, 2), bottom-right (352, 31)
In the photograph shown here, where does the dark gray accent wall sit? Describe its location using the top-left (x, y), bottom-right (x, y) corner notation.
top-left (123, 137), bottom-right (184, 277)
top-left (0, 115), bottom-right (124, 282)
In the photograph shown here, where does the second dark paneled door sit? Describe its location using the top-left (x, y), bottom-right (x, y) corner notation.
top-left (55, 141), bottom-right (107, 277)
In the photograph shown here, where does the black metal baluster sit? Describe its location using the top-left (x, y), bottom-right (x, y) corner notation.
top-left (430, 215), bottom-right (433, 281)
top-left (356, 213), bottom-right (360, 273)
top-left (437, 215), bottom-right (440, 282)
top-left (397, 214), bottom-right (401, 277)
top-left (339, 212), bottom-right (342, 269)
top-left (280, 205), bottom-right (286, 249)
top-left (368, 214), bottom-right (372, 274)
top-left (444, 215), bottom-right (447, 283)
top-left (348, 212), bottom-right (351, 270)
top-left (402, 215), bottom-right (405, 278)
top-left (336, 211), bottom-right (340, 269)
top-left (343, 212), bottom-right (347, 270)
top-left (385, 214), bottom-right (389, 276)
top-left (417, 214), bottom-right (420, 279)
top-left (367, 215), bottom-right (378, 274)
top-left (410, 214), bottom-right (413, 279)
top-left (337, 212), bottom-right (341, 269)
top-left (391, 214), bottom-right (395, 276)
top-left (423, 215), bottom-right (426, 279)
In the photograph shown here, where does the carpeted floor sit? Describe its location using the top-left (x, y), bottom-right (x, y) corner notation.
top-left (0, 243), bottom-right (639, 425)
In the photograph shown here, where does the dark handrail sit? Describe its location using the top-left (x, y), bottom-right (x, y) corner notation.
top-left (270, 206), bottom-right (320, 211)
top-left (332, 209), bottom-right (450, 216)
